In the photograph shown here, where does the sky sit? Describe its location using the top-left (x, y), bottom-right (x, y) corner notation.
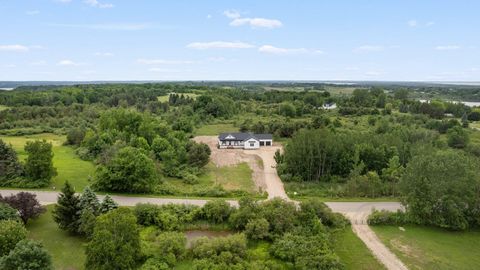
top-left (1, 0), bottom-right (480, 81)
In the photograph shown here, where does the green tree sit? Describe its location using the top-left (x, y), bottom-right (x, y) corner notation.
top-left (400, 150), bottom-right (480, 230)
top-left (0, 139), bottom-right (23, 181)
top-left (187, 142), bottom-right (211, 168)
top-left (202, 200), bottom-right (233, 224)
top-left (94, 146), bottom-right (157, 193)
top-left (85, 208), bottom-right (141, 270)
top-left (78, 207), bottom-right (96, 238)
top-left (0, 220), bottom-right (27, 256)
top-left (447, 126), bottom-right (469, 149)
top-left (99, 195), bottom-right (118, 214)
top-left (24, 140), bottom-right (57, 186)
top-left (245, 218), bottom-right (269, 240)
top-left (142, 231), bottom-right (186, 267)
top-left (0, 239), bottom-right (53, 270)
top-left (78, 186), bottom-right (100, 215)
top-left (53, 181), bottom-right (81, 233)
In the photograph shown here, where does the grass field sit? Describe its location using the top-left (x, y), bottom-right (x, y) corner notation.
top-left (372, 225), bottom-right (480, 270)
top-left (195, 122), bottom-right (238, 136)
top-left (0, 133), bottom-right (95, 191)
top-left (166, 162), bottom-right (256, 195)
top-left (333, 226), bottom-right (385, 270)
top-left (27, 205), bottom-right (87, 270)
top-left (0, 105), bottom-right (9, 111)
top-left (157, 92), bottom-right (199, 102)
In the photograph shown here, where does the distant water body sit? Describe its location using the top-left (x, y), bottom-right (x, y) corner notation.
top-left (0, 88), bottom-right (13, 91)
top-left (420, 99), bottom-right (480, 107)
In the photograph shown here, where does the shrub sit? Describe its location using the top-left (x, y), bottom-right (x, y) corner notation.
top-left (141, 230), bottom-right (186, 267)
top-left (0, 239), bottom-right (53, 270)
top-left (191, 234), bottom-right (248, 265)
top-left (367, 210), bottom-right (408, 226)
top-left (201, 200), bottom-right (233, 224)
top-left (0, 203), bottom-right (20, 222)
top-left (0, 220), bottom-right (27, 256)
top-left (245, 218), bottom-right (270, 240)
top-left (299, 199), bottom-right (349, 229)
top-left (0, 192), bottom-right (46, 224)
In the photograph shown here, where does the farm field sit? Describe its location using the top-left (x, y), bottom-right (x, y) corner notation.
top-left (0, 133), bottom-right (94, 191)
top-left (195, 122), bottom-right (238, 136)
top-left (372, 225), bottom-right (480, 270)
top-left (157, 92), bottom-right (199, 102)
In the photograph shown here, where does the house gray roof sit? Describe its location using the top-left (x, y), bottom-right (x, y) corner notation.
top-left (218, 132), bottom-right (272, 141)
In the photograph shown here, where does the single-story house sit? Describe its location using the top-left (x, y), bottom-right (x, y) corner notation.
top-left (218, 132), bottom-right (273, 149)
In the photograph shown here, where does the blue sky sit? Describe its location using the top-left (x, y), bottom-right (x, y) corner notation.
top-left (1, 0), bottom-right (479, 81)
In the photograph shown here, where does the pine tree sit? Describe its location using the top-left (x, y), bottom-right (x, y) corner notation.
top-left (78, 187), bottom-right (100, 215)
top-left (99, 195), bottom-right (118, 214)
top-left (53, 181), bottom-right (81, 233)
top-left (78, 208), bottom-right (96, 238)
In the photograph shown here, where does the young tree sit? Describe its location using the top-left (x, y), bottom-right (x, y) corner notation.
top-left (0, 192), bottom-right (45, 224)
top-left (245, 218), bottom-right (270, 240)
top-left (78, 186), bottom-right (100, 215)
top-left (0, 239), bottom-right (53, 270)
top-left (447, 126), bottom-right (469, 149)
top-left (0, 220), bottom-right (27, 256)
top-left (94, 146), bottom-right (157, 193)
top-left (201, 200), bottom-right (233, 224)
top-left (24, 140), bottom-right (57, 186)
top-left (52, 181), bottom-right (81, 233)
top-left (78, 207), bottom-right (96, 238)
top-left (99, 195), bottom-right (119, 214)
top-left (85, 208), bottom-right (141, 270)
top-left (0, 139), bottom-right (23, 181)
top-left (187, 142), bottom-right (211, 168)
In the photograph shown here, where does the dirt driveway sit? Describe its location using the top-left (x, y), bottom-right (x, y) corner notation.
top-left (194, 136), bottom-right (288, 199)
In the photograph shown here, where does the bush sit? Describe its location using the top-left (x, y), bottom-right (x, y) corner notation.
top-left (182, 173), bottom-right (199, 185)
top-left (299, 199), bottom-right (349, 229)
top-left (191, 234), bottom-right (248, 265)
top-left (0, 239), bottom-right (53, 270)
top-left (0, 220), bottom-right (27, 256)
top-left (0, 203), bottom-right (20, 222)
top-left (245, 218), bottom-right (269, 240)
top-left (141, 230), bottom-right (186, 267)
top-left (201, 200), bottom-right (233, 224)
top-left (367, 210), bottom-right (408, 226)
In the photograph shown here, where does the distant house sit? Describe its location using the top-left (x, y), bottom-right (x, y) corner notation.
top-left (218, 132), bottom-right (273, 149)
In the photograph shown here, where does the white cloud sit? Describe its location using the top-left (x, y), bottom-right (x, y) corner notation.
top-left (353, 45), bottom-right (384, 52)
top-left (26, 10), bottom-right (40, 15)
top-left (206, 14), bottom-right (212, 19)
top-left (50, 23), bottom-right (150, 31)
top-left (407, 20), bottom-right (418, 27)
top-left (95, 52), bottom-right (114, 56)
top-left (223, 10), bottom-right (282, 29)
top-left (0, 45), bottom-right (30, 52)
top-left (84, 0), bottom-right (114, 8)
top-left (435, 45), bottom-right (461, 50)
top-left (54, 0), bottom-right (72, 2)
top-left (57, 60), bottom-right (82, 66)
top-left (230, 17), bottom-right (282, 29)
top-left (29, 60), bottom-right (47, 66)
top-left (426, 21), bottom-right (435, 27)
top-left (223, 10), bottom-right (241, 19)
top-left (148, 68), bottom-right (180, 73)
top-left (258, 45), bottom-right (310, 54)
top-left (137, 59), bottom-right (195, 65)
top-left (186, 41), bottom-right (255, 49)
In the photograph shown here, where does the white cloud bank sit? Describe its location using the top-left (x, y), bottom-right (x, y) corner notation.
top-left (259, 45), bottom-right (323, 55)
top-left (137, 59), bottom-right (195, 65)
top-left (57, 60), bottom-right (82, 66)
top-left (435, 45), bottom-right (461, 50)
top-left (0, 45), bottom-right (30, 52)
top-left (353, 45), bottom-right (384, 52)
top-left (223, 10), bottom-right (282, 29)
top-left (84, 0), bottom-right (114, 8)
top-left (186, 41), bottom-right (255, 49)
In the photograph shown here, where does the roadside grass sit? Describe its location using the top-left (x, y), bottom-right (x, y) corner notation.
top-left (333, 226), bottom-right (386, 270)
top-left (195, 123), bottom-right (238, 136)
top-left (166, 162), bottom-right (256, 195)
top-left (371, 225), bottom-right (480, 270)
top-left (0, 133), bottom-right (95, 191)
top-left (27, 205), bottom-right (87, 270)
top-left (157, 92), bottom-right (199, 102)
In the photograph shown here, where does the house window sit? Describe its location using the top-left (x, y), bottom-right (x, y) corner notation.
top-left (250, 143), bottom-right (255, 147)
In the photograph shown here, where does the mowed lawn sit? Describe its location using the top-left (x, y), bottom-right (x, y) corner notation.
top-left (0, 133), bottom-right (94, 191)
top-left (195, 122), bottom-right (238, 136)
top-left (28, 205), bottom-right (87, 270)
top-left (333, 226), bottom-right (385, 270)
top-left (372, 225), bottom-right (480, 270)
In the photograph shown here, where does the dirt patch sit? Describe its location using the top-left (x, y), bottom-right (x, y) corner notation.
top-left (194, 136), bottom-right (267, 193)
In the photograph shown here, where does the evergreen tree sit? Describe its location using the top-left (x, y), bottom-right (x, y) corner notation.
top-left (100, 195), bottom-right (118, 214)
top-left (53, 181), bottom-right (81, 233)
top-left (78, 208), bottom-right (96, 238)
top-left (78, 187), bottom-right (100, 215)
top-left (0, 139), bottom-right (23, 181)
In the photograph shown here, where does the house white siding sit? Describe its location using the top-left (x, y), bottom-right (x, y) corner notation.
top-left (244, 138), bottom-right (260, 149)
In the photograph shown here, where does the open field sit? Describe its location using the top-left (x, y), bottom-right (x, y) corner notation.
top-left (0, 105), bottom-right (9, 111)
top-left (157, 92), bottom-right (199, 102)
top-left (333, 226), bottom-right (385, 270)
top-left (0, 133), bottom-right (95, 191)
top-left (195, 122), bottom-right (238, 136)
top-left (27, 205), bottom-right (87, 270)
top-left (372, 225), bottom-right (480, 270)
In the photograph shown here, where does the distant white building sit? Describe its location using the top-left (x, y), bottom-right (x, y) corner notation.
top-left (218, 132), bottom-right (273, 149)
top-left (322, 103), bottom-right (337, 110)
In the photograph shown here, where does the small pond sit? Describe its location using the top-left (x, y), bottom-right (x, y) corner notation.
top-left (185, 230), bottom-right (233, 248)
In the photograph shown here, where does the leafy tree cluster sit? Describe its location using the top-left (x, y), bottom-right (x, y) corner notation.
top-left (0, 192), bottom-right (45, 224)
